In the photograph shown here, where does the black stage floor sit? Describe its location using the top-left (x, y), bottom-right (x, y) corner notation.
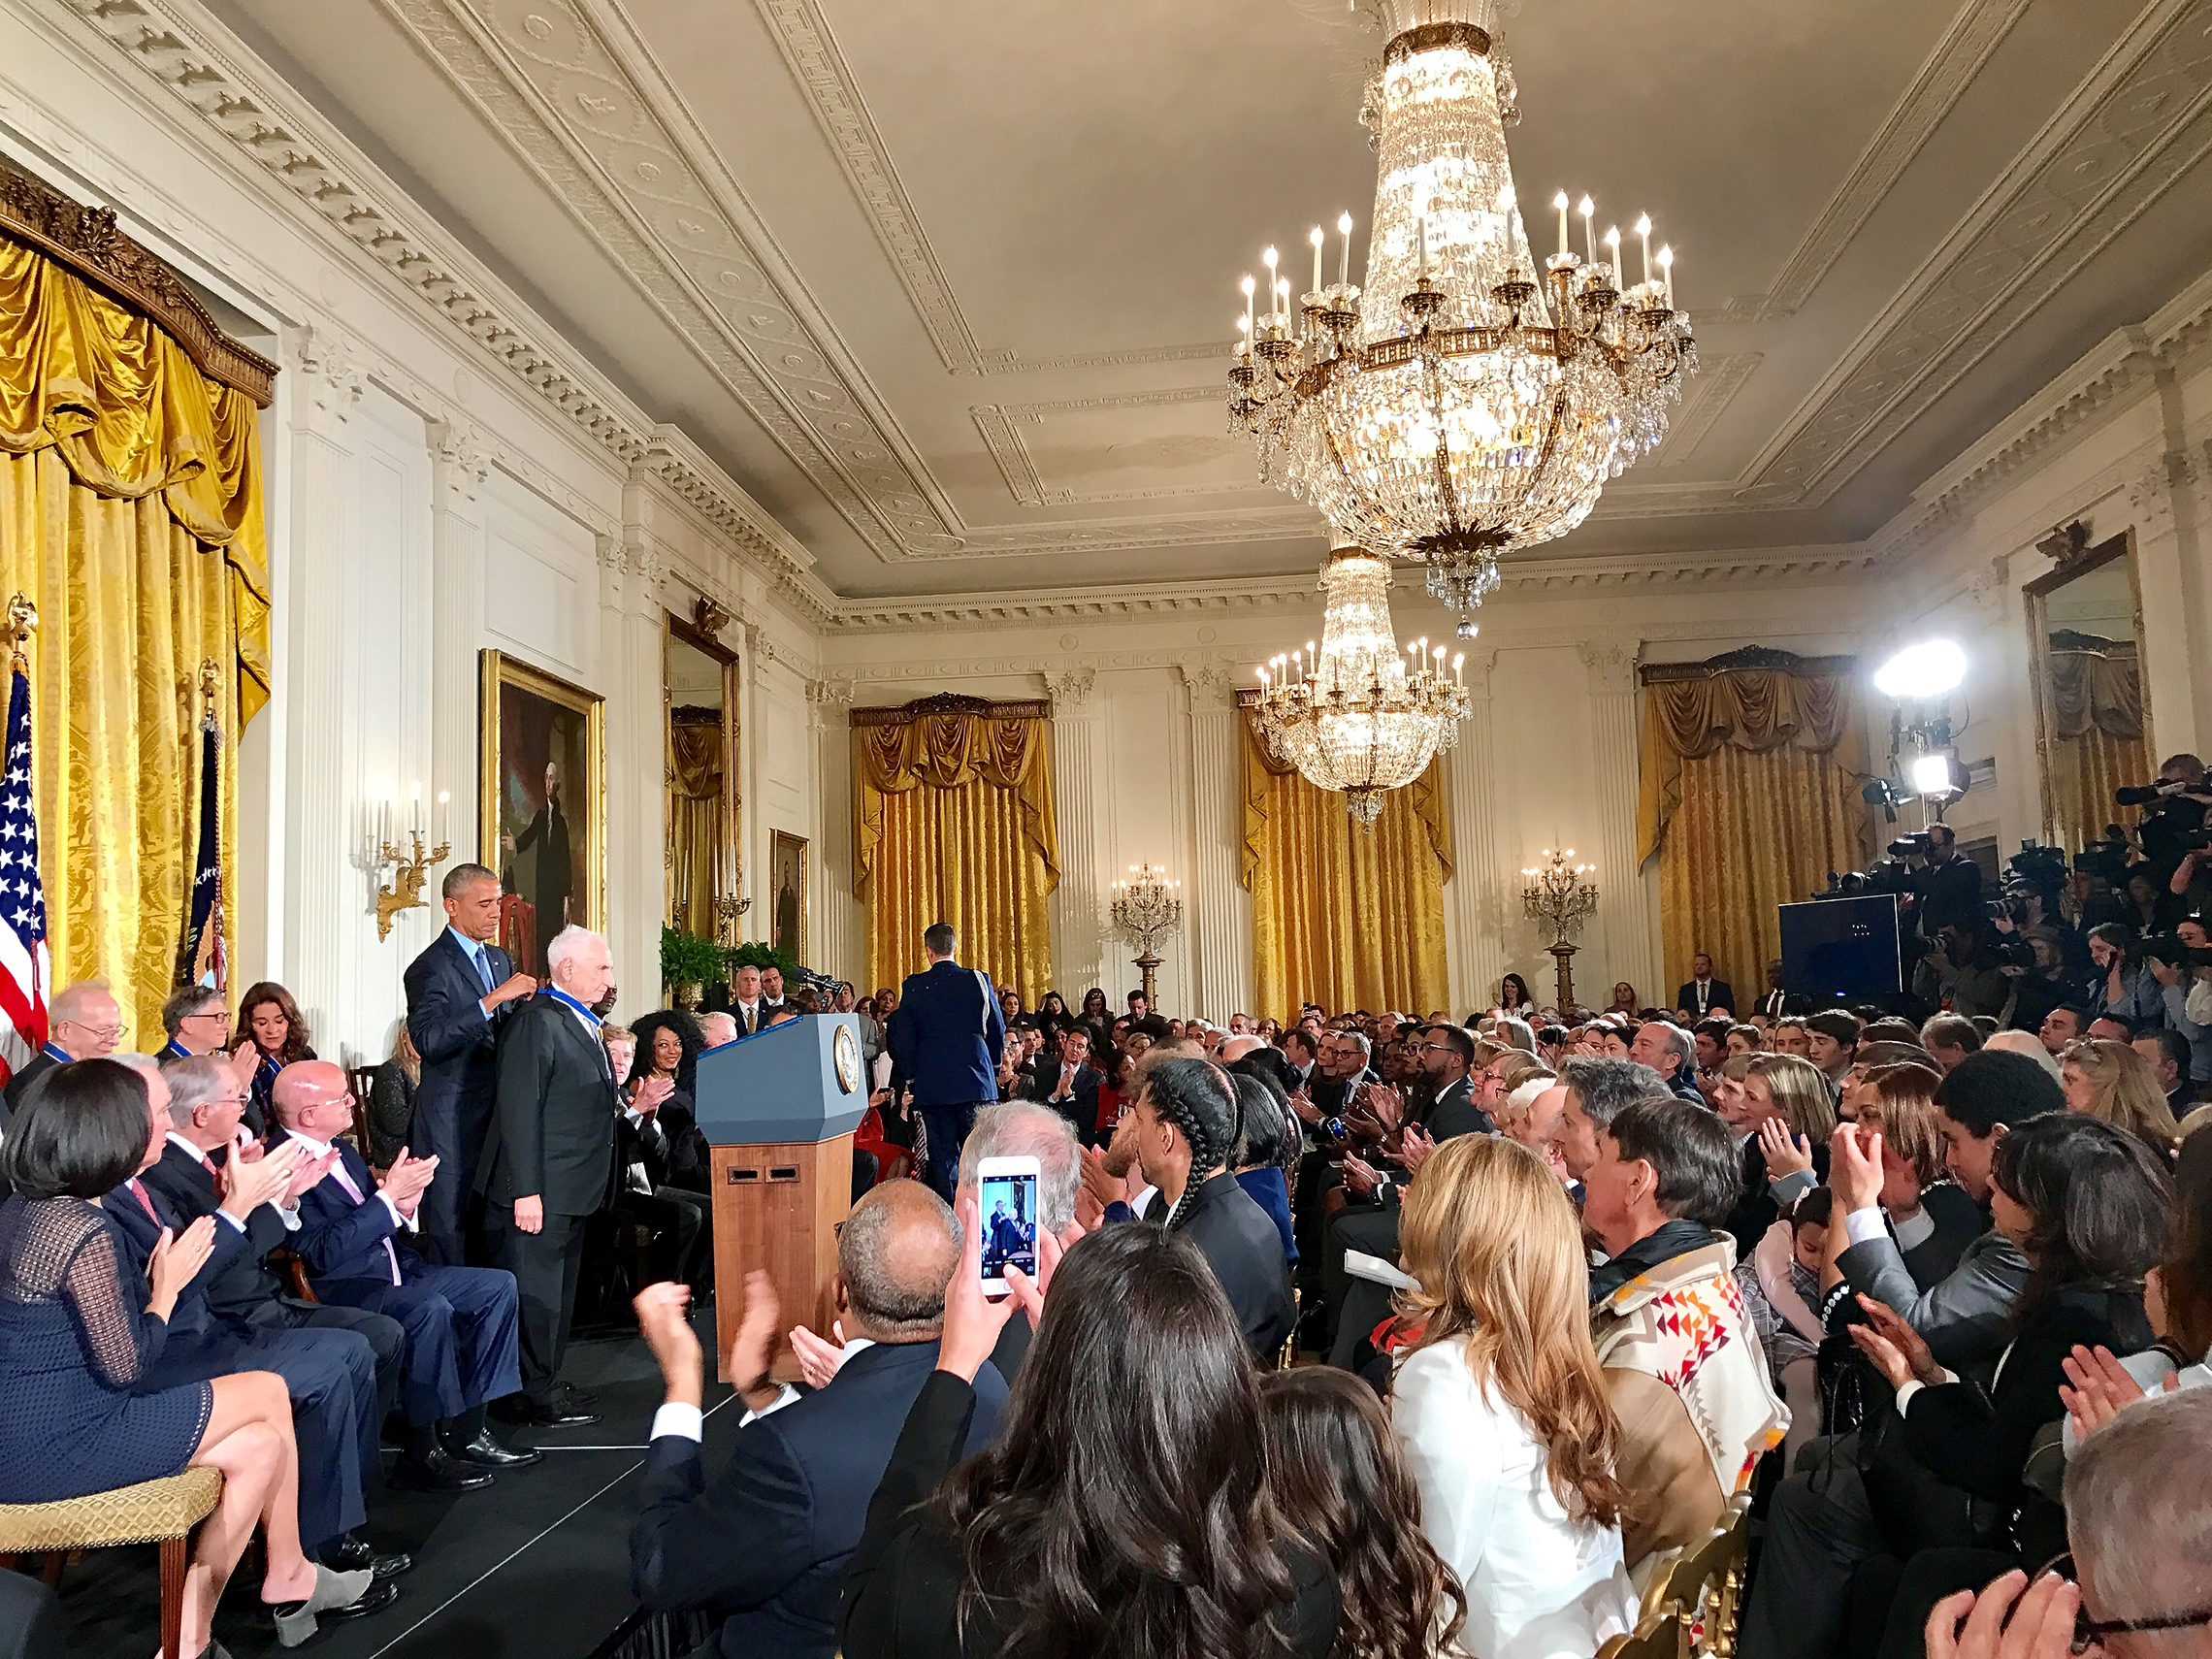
top-left (41, 1303), bottom-right (733, 1659)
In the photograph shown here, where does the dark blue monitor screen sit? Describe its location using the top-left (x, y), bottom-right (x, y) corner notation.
top-left (1778, 895), bottom-right (1903, 1001)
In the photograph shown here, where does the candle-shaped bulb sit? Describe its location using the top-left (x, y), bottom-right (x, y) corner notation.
top-left (1336, 211), bottom-right (1353, 285)
top-left (1553, 189), bottom-right (1571, 257)
top-left (1604, 225), bottom-right (1621, 284)
top-left (1657, 244), bottom-right (1675, 308)
top-left (1578, 195), bottom-right (1596, 264)
top-left (1241, 273), bottom-right (1255, 300)
top-left (1635, 213), bottom-right (1652, 287)
top-left (1309, 225), bottom-right (1324, 298)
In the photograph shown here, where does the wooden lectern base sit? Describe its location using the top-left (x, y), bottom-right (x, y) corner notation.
top-left (710, 1133), bottom-right (852, 1383)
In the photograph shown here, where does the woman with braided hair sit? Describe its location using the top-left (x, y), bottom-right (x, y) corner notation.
top-left (1126, 1057), bottom-right (1297, 1359)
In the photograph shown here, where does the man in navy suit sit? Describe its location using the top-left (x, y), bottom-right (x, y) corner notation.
top-left (273, 1059), bottom-right (531, 1493)
top-left (1023, 1025), bottom-right (1102, 1143)
top-left (103, 1057), bottom-right (406, 1603)
top-left (629, 1180), bottom-right (1007, 1659)
top-left (406, 862), bottom-right (540, 1265)
top-left (1675, 954), bottom-right (1736, 1021)
top-left (887, 923), bottom-right (1004, 1198)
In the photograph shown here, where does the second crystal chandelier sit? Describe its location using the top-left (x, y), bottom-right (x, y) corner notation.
top-left (1227, 0), bottom-right (1697, 635)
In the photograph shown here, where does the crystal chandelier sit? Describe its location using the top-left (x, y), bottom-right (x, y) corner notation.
top-left (1251, 544), bottom-right (1471, 825)
top-left (1226, 0), bottom-right (1696, 634)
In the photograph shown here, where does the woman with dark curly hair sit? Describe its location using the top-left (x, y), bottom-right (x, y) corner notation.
top-left (842, 1220), bottom-right (1340, 1659)
top-left (625, 1009), bottom-right (705, 1099)
top-left (1125, 1057), bottom-right (1296, 1358)
top-left (1260, 1368), bottom-right (1465, 1659)
top-left (236, 981), bottom-right (315, 1134)
top-left (621, 1010), bottom-right (710, 1194)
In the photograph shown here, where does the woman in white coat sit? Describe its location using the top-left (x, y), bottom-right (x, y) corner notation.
top-left (1391, 1134), bottom-right (1641, 1659)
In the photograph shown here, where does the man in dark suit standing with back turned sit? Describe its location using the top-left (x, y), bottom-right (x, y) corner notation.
top-left (407, 862), bottom-right (540, 1265)
top-left (482, 923), bottom-right (623, 1428)
top-left (887, 922), bottom-right (1004, 1200)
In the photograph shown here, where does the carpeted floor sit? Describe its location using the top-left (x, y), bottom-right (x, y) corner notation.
top-left (36, 1302), bottom-right (733, 1659)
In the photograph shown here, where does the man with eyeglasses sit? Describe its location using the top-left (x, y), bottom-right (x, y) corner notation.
top-left (2, 978), bottom-right (124, 1120)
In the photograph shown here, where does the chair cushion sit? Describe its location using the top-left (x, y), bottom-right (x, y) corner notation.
top-left (0, 1467), bottom-right (222, 1550)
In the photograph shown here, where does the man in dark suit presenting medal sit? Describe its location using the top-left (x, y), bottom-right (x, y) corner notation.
top-left (482, 924), bottom-right (630, 1427)
top-left (406, 863), bottom-right (539, 1264)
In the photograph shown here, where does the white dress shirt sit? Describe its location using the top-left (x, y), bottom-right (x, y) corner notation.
top-left (1393, 1341), bottom-right (1639, 1659)
top-left (162, 1131), bottom-right (301, 1233)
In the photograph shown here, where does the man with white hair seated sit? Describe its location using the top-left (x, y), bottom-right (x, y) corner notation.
top-left (2, 978), bottom-right (124, 1118)
top-left (697, 1011), bottom-right (738, 1050)
top-left (483, 926), bottom-right (623, 1428)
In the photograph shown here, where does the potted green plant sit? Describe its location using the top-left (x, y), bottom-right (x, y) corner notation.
top-left (724, 939), bottom-right (799, 982)
top-left (660, 927), bottom-right (726, 1009)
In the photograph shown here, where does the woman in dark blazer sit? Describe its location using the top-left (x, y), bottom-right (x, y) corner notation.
top-left (1849, 1113), bottom-right (2167, 1643)
top-left (841, 1220), bottom-right (1339, 1659)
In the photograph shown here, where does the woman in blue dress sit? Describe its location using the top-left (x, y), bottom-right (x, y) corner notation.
top-left (0, 1060), bottom-right (369, 1655)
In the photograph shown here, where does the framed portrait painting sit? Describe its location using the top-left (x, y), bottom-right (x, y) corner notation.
top-left (479, 651), bottom-right (604, 979)
top-left (769, 830), bottom-right (808, 961)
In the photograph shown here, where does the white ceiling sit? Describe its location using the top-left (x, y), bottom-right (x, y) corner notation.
top-left (201, 0), bottom-right (2212, 600)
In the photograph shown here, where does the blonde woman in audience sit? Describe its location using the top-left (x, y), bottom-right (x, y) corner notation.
top-left (1391, 1134), bottom-right (1638, 1659)
top-left (1744, 1053), bottom-right (1838, 1149)
top-left (2060, 1037), bottom-right (2182, 1157)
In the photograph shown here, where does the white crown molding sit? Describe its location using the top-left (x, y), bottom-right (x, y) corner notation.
top-left (1740, 0), bottom-right (2212, 509)
top-left (1647, 354), bottom-right (1764, 469)
top-left (1714, 0), bottom-right (2033, 324)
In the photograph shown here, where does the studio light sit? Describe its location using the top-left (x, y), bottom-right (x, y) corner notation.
top-left (1873, 639), bottom-right (1967, 700)
top-left (1910, 754), bottom-right (1956, 797)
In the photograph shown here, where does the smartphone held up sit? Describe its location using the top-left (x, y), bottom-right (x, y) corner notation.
top-left (976, 1155), bottom-right (1040, 1296)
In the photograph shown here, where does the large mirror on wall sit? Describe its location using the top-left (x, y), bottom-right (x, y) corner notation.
top-left (665, 605), bottom-right (740, 936)
top-left (2025, 526), bottom-right (2153, 853)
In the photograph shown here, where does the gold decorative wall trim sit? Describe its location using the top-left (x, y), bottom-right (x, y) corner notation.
top-left (850, 692), bottom-right (1052, 727)
top-left (0, 160), bottom-right (278, 406)
top-left (1638, 646), bottom-right (1858, 685)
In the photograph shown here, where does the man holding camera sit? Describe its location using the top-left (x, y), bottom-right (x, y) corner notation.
top-left (1909, 921), bottom-right (2010, 1018)
top-left (2144, 935), bottom-right (2212, 1091)
top-left (1902, 824), bottom-right (1982, 940)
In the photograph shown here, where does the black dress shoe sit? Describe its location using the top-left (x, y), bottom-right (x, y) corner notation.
top-left (320, 1533), bottom-right (413, 1579)
top-left (553, 1382), bottom-right (601, 1414)
top-left (443, 1427), bottom-right (543, 1468)
top-left (491, 1395), bottom-right (602, 1428)
top-left (312, 1578), bottom-right (402, 1624)
top-left (390, 1447), bottom-right (495, 1492)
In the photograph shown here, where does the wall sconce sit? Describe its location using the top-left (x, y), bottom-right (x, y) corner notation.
top-left (366, 785), bottom-right (452, 941)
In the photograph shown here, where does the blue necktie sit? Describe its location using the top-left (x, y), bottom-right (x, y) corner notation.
top-left (472, 944), bottom-right (495, 994)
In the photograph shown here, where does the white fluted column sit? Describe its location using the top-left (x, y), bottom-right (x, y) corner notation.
top-left (1043, 669), bottom-right (1102, 995)
top-left (1443, 649), bottom-right (1501, 1015)
top-left (428, 420), bottom-right (488, 875)
top-left (597, 513), bottom-right (667, 1004)
top-left (278, 324), bottom-right (362, 1039)
top-left (809, 677), bottom-right (862, 978)
top-left (1181, 665), bottom-right (1252, 1022)
top-left (1579, 640), bottom-right (1655, 1002)
top-left (2130, 455), bottom-right (2207, 761)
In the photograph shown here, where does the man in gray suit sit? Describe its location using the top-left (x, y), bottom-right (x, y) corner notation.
top-left (482, 925), bottom-right (631, 1428)
top-left (1739, 1049), bottom-right (2061, 1659)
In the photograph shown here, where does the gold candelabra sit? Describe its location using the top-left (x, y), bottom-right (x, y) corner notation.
top-left (1521, 848), bottom-right (1598, 1010)
top-left (367, 792), bottom-right (451, 942)
top-left (1108, 863), bottom-right (1183, 1011)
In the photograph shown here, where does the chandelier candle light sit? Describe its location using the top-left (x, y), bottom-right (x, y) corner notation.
top-left (1521, 847), bottom-right (1598, 1009)
top-left (1108, 863), bottom-right (1184, 1011)
top-left (1225, 0), bottom-right (1696, 636)
top-left (1252, 544), bottom-right (1470, 824)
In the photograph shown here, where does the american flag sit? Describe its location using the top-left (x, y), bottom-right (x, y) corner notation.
top-left (0, 661), bottom-right (47, 1084)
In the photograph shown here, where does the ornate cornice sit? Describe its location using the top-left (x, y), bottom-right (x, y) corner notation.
top-left (0, 158), bottom-right (278, 404)
top-left (849, 692), bottom-right (1051, 727)
top-left (1638, 645), bottom-right (1858, 683)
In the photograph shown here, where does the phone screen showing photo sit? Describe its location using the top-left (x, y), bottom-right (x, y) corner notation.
top-left (978, 1172), bottom-right (1039, 1285)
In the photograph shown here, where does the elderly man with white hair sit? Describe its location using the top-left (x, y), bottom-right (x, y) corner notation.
top-left (482, 926), bottom-right (626, 1428)
top-left (697, 1011), bottom-right (739, 1050)
top-left (2, 977), bottom-right (124, 1118)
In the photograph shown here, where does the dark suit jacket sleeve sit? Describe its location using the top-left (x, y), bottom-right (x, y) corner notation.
top-left (631, 1425), bottom-right (819, 1616)
top-left (492, 1003), bottom-right (556, 1200)
top-left (886, 1005), bottom-right (914, 1094)
top-left (1899, 1315), bottom-right (2092, 1502)
top-left (840, 1369), bottom-right (980, 1658)
top-left (294, 1176), bottom-right (400, 1276)
top-left (105, 1191), bottom-right (247, 1311)
top-left (985, 983), bottom-right (1006, 1069)
top-left (407, 946), bottom-right (494, 1066)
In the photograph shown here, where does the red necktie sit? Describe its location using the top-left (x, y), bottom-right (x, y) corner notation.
top-left (127, 1180), bottom-right (157, 1225)
top-left (201, 1153), bottom-right (219, 1180)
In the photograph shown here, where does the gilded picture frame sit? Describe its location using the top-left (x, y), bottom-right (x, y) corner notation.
top-left (769, 829), bottom-right (809, 961)
top-left (479, 650), bottom-right (605, 979)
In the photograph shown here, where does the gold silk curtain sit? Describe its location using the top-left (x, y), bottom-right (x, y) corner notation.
top-left (853, 696), bottom-right (1058, 1004)
top-left (667, 709), bottom-right (723, 937)
top-left (0, 202), bottom-right (273, 1043)
top-left (2045, 640), bottom-right (2149, 849)
top-left (1238, 703), bottom-right (1451, 1022)
top-left (1637, 652), bottom-right (1871, 1007)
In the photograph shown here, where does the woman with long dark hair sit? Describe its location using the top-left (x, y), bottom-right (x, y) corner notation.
top-left (841, 1219), bottom-right (1339, 1659)
top-left (1035, 991), bottom-right (1070, 1046)
top-left (1259, 1368), bottom-right (1464, 1659)
top-left (622, 1010), bottom-right (710, 1193)
top-left (1606, 982), bottom-right (1639, 1018)
top-left (1496, 973), bottom-right (1534, 1013)
top-left (236, 981), bottom-right (314, 1133)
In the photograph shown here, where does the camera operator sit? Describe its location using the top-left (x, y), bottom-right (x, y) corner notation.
top-left (2085, 922), bottom-right (2164, 1029)
top-left (1908, 920), bottom-right (2010, 1019)
top-left (1995, 923), bottom-right (2071, 1034)
top-left (2118, 752), bottom-right (2212, 887)
top-left (1901, 823), bottom-right (1982, 941)
top-left (2143, 933), bottom-right (2212, 1093)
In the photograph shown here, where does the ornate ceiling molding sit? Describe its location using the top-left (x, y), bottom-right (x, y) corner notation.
top-left (1646, 353), bottom-right (1763, 469)
top-left (1714, 0), bottom-right (2033, 324)
top-left (1740, 0), bottom-right (2212, 508)
top-left (971, 385), bottom-right (1239, 507)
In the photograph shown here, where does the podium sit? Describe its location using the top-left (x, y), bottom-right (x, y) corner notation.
top-left (693, 1014), bottom-right (869, 1382)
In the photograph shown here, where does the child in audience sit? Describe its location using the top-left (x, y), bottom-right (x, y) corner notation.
top-left (1259, 1369), bottom-right (1466, 1659)
top-left (1738, 1188), bottom-right (1832, 1463)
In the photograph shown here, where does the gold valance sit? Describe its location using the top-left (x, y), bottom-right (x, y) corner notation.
top-left (1637, 648), bottom-right (1859, 867)
top-left (0, 231), bottom-right (272, 723)
top-left (2044, 634), bottom-right (2143, 742)
top-left (851, 698), bottom-right (1060, 898)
